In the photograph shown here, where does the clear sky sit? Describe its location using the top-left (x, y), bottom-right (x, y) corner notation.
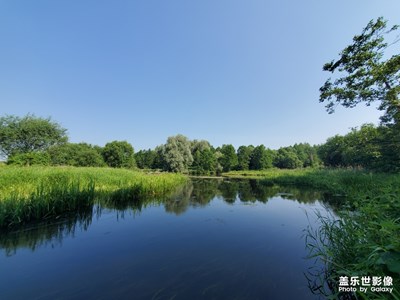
top-left (1, 1), bottom-right (399, 150)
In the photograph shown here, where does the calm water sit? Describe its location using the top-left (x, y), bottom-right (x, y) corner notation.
top-left (0, 179), bottom-right (335, 300)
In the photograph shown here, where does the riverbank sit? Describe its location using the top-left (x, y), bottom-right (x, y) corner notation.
top-left (0, 166), bottom-right (187, 228)
top-left (224, 168), bottom-right (400, 299)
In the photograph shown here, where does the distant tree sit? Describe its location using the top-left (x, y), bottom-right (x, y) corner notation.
top-left (102, 141), bottom-right (135, 168)
top-left (292, 143), bottom-right (320, 167)
top-left (341, 124), bottom-right (381, 168)
top-left (0, 114), bottom-right (67, 159)
top-left (249, 145), bottom-right (274, 170)
top-left (377, 126), bottom-right (400, 172)
top-left (317, 124), bottom-right (393, 171)
top-left (237, 145), bottom-right (254, 170)
top-left (152, 145), bottom-right (167, 170)
top-left (135, 149), bottom-right (156, 169)
top-left (219, 144), bottom-right (238, 172)
top-left (319, 17), bottom-right (400, 125)
top-left (160, 135), bottom-right (193, 173)
top-left (47, 143), bottom-right (106, 167)
top-left (190, 140), bottom-right (216, 174)
top-left (274, 147), bottom-right (302, 169)
top-left (317, 136), bottom-right (347, 167)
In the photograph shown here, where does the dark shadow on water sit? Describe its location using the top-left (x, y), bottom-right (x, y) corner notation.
top-left (0, 207), bottom-right (94, 256)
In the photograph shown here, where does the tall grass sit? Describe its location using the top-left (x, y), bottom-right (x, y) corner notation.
top-left (0, 166), bottom-right (187, 228)
top-left (225, 168), bottom-right (400, 299)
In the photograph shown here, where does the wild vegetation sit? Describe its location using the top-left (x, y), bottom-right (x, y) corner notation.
top-left (0, 166), bottom-right (187, 228)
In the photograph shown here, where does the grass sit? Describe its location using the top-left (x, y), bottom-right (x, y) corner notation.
top-left (0, 166), bottom-right (187, 228)
top-left (224, 168), bottom-right (400, 299)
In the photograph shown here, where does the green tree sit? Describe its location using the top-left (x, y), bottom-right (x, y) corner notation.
top-left (190, 140), bottom-right (216, 174)
top-left (152, 145), bottom-right (167, 170)
top-left (160, 134), bottom-right (193, 173)
top-left (249, 145), bottom-right (274, 170)
top-left (320, 17), bottom-right (400, 125)
top-left (341, 124), bottom-right (381, 168)
top-left (0, 114), bottom-right (67, 158)
top-left (237, 145), bottom-right (254, 170)
top-left (7, 152), bottom-right (51, 166)
top-left (317, 135), bottom-right (347, 167)
top-left (48, 143), bottom-right (106, 167)
top-left (377, 126), bottom-right (400, 172)
top-left (274, 147), bottom-right (302, 169)
top-left (219, 144), bottom-right (238, 172)
top-left (292, 143), bottom-right (320, 167)
top-left (102, 141), bottom-right (135, 168)
top-left (135, 149), bottom-right (156, 169)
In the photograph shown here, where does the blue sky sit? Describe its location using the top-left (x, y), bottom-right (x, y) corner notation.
top-left (1, 1), bottom-right (399, 150)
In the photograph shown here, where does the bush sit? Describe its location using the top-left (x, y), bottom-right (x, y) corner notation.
top-left (7, 152), bottom-right (51, 166)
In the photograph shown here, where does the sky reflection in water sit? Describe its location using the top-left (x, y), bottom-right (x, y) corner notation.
top-left (0, 179), bottom-right (335, 300)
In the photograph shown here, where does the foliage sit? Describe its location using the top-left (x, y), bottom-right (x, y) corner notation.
top-left (377, 126), bottom-right (400, 172)
top-left (152, 145), bottom-right (167, 170)
top-left (0, 166), bottom-right (187, 228)
top-left (0, 114), bottom-right (68, 159)
top-left (160, 135), bottom-right (193, 173)
top-left (47, 143), bottom-right (106, 167)
top-left (318, 135), bottom-right (347, 167)
top-left (7, 152), bottom-right (51, 166)
top-left (219, 144), bottom-right (238, 172)
top-left (320, 17), bottom-right (400, 125)
top-left (102, 140), bottom-right (135, 168)
top-left (237, 145), bottom-right (254, 170)
top-left (318, 123), bottom-right (400, 172)
top-left (190, 140), bottom-right (217, 175)
top-left (274, 147), bottom-right (303, 169)
top-left (249, 145), bottom-right (274, 170)
top-left (292, 143), bottom-right (320, 167)
top-left (134, 149), bottom-right (157, 169)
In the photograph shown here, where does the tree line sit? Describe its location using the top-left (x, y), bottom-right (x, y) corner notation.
top-left (1, 114), bottom-right (398, 173)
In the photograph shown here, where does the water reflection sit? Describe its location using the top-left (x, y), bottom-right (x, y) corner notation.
top-left (0, 178), bottom-right (336, 256)
top-left (0, 208), bottom-right (93, 256)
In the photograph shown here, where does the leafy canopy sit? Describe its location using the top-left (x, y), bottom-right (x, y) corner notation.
top-left (0, 114), bottom-right (68, 158)
top-left (320, 17), bottom-right (400, 124)
top-left (102, 141), bottom-right (135, 168)
top-left (161, 134), bottom-right (193, 173)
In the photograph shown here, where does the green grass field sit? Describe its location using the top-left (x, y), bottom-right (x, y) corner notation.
top-left (0, 166), bottom-right (187, 228)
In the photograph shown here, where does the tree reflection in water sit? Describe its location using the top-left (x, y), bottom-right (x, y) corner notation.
top-left (0, 178), bottom-right (339, 255)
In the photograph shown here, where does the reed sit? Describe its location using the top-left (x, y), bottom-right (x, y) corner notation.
top-left (0, 166), bottom-right (187, 228)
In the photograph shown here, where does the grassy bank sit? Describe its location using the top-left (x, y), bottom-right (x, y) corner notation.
top-left (0, 166), bottom-right (187, 228)
top-left (223, 168), bottom-right (400, 195)
top-left (224, 168), bottom-right (400, 299)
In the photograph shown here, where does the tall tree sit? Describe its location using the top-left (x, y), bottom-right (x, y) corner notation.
top-left (292, 143), bottom-right (320, 167)
top-left (319, 17), bottom-right (400, 125)
top-left (0, 114), bottom-right (67, 158)
top-left (274, 147), bottom-right (302, 169)
top-left (237, 145), bottom-right (254, 170)
top-left (161, 134), bottom-right (193, 173)
top-left (191, 140), bottom-right (216, 174)
top-left (135, 149), bottom-right (156, 169)
top-left (219, 144), bottom-right (238, 172)
top-left (102, 141), bottom-right (135, 168)
top-left (249, 145), bottom-right (273, 170)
